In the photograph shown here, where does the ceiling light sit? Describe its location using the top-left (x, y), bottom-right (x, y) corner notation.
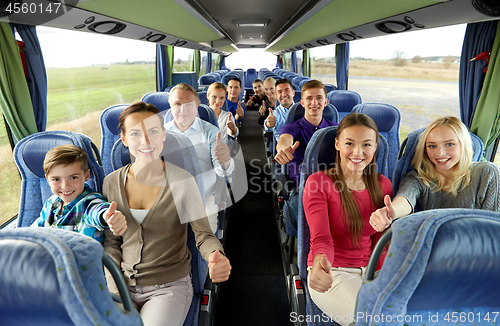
top-left (233, 19), bottom-right (269, 27)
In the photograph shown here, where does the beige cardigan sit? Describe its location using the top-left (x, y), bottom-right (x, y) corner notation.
top-left (103, 162), bottom-right (223, 286)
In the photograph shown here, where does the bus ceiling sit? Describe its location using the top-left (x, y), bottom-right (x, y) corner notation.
top-left (0, 0), bottom-right (499, 55)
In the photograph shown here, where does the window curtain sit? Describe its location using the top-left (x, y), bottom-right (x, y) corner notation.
top-left (303, 49), bottom-right (310, 77)
top-left (193, 50), bottom-right (201, 77)
top-left (335, 43), bottom-right (349, 90)
top-left (11, 24), bottom-right (47, 132)
top-left (206, 53), bottom-right (212, 75)
top-left (0, 23), bottom-right (38, 142)
top-left (156, 44), bottom-right (174, 91)
top-left (220, 55), bottom-right (227, 70)
top-left (470, 20), bottom-right (500, 148)
top-left (291, 52), bottom-right (297, 73)
top-left (459, 21), bottom-right (498, 129)
top-left (276, 55), bottom-right (282, 69)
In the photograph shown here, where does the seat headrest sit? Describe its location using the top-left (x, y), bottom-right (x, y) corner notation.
top-left (23, 134), bottom-right (75, 178)
top-left (141, 92), bottom-right (171, 112)
top-left (104, 105), bottom-right (126, 136)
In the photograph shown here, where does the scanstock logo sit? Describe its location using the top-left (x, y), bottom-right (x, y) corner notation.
top-left (0, 0), bottom-right (79, 25)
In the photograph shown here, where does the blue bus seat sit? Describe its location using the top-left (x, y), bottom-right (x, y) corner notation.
top-left (327, 90), bottom-right (362, 121)
top-left (100, 104), bottom-right (130, 176)
top-left (392, 127), bottom-right (484, 196)
top-left (13, 130), bottom-right (105, 227)
top-left (356, 208), bottom-right (500, 325)
top-left (324, 84), bottom-right (337, 93)
top-left (0, 227), bottom-right (142, 326)
top-left (199, 74), bottom-right (217, 87)
top-left (352, 103), bottom-right (401, 182)
top-left (141, 92), bottom-right (171, 112)
top-left (245, 68), bottom-right (258, 90)
top-left (172, 72), bottom-right (198, 90)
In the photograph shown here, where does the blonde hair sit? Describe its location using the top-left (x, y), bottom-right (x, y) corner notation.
top-left (412, 116), bottom-right (473, 196)
top-left (206, 82), bottom-right (227, 97)
top-left (325, 113), bottom-right (384, 247)
top-left (44, 144), bottom-right (88, 176)
top-left (264, 77), bottom-right (276, 85)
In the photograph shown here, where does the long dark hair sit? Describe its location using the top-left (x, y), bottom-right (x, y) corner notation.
top-left (324, 113), bottom-right (384, 247)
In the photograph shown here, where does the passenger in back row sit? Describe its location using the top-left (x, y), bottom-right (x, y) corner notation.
top-left (257, 77), bottom-right (277, 125)
top-left (264, 78), bottom-right (296, 144)
top-left (207, 82), bottom-right (239, 141)
top-left (275, 80), bottom-right (338, 231)
top-left (370, 116), bottom-right (500, 232)
top-left (31, 144), bottom-right (127, 242)
top-left (305, 113), bottom-right (392, 326)
top-left (226, 77), bottom-right (245, 123)
top-left (245, 78), bottom-right (267, 112)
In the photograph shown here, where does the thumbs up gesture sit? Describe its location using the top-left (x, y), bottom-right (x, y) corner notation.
top-left (227, 114), bottom-right (237, 135)
top-left (309, 254), bottom-right (332, 293)
top-left (103, 201), bottom-right (127, 236)
top-left (259, 100), bottom-right (267, 116)
top-left (235, 101), bottom-right (245, 120)
top-left (208, 250), bottom-right (231, 283)
top-left (370, 195), bottom-right (394, 232)
top-left (275, 141), bottom-right (299, 165)
top-left (215, 132), bottom-right (231, 170)
top-left (266, 107), bottom-right (276, 128)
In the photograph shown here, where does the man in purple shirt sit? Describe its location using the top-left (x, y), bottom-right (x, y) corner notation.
top-left (275, 80), bottom-right (337, 235)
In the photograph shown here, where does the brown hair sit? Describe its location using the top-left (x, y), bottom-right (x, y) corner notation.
top-left (324, 113), bottom-right (384, 247)
top-left (301, 80), bottom-right (327, 99)
top-left (43, 144), bottom-right (88, 176)
top-left (118, 102), bottom-right (163, 134)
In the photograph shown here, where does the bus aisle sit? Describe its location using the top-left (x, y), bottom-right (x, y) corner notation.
top-left (215, 110), bottom-right (292, 325)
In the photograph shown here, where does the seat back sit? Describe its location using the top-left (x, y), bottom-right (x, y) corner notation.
top-left (392, 128), bottom-right (484, 195)
top-left (284, 102), bottom-right (339, 124)
top-left (0, 227), bottom-right (142, 326)
top-left (199, 74), bottom-right (217, 86)
top-left (164, 104), bottom-right (219, 128)
top-left (245, 68), bottom-right (258, 89)
top-left (141, 92), bottom-right (171, 112)
top-left (327, 90), bottom-right (362, 120)
top-left (356, 208), bottom-right (500, 324)
top-left (13, 131), bottom-right (105, 227)
top-left (100, 104), bottom-right (130, 175)
top-left (352, 103), bottom-right (401, 181)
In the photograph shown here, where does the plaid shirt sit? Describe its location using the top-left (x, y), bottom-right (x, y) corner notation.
top-left (31, 185), bottom-right (110, 243)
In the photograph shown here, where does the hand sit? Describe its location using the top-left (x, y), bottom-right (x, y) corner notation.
top-left (259, 100), bottom-right (267, 116)
top-left (235, 101), bottom-right (245, 120)
top-left (274, 141), bottom-right (299, 164)
top-left (227, 114), bottom-right (237, 135)
top-left (266, 108), bottom-right (276, 128)
top-left (309, 254), bottom-right (332, 293)
top-left (370, 195), bottom-right (394, 232)
top-left (215, 132), bottom-right (231, 170)
top-left (208, 250), bottom-right (231, 283)
top-left (103, 201), bottom-right (127, 236)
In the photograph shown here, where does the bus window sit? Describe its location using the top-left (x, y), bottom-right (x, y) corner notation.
top-left (282, 52), bottom-right (292, 71)
top-left (296, 51), bottom-right (303, 75)
top-left (225, 50), bottom-right (275, 71)
top-left (0, 119), bottom-right (21, 225)
top-left (37, 26), bottom-right (156, 149)
top-left (200, 51), bottom-right (208, 76)
top-left (310, 44), bottom-right (336, 83)
top-left (211, 53), bottom-right (220, 72)
top-left (173, 47), bottom-right (194, 72)
top-left (348, 24), bottom-right (466, 141)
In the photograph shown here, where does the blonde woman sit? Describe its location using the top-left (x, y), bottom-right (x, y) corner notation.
top-left (258, 77), bottom-right (277, 125)
top-left (207, 82), bottom-right (238, 141)
top-left (370, 116), bottom-right (500, 232)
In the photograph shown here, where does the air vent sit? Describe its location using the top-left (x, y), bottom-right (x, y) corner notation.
top-left (472, 0), bottom-right (500, 17)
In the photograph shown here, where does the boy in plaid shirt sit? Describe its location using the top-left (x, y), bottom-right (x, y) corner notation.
top-left (31, 145), bottom-right (126, 242)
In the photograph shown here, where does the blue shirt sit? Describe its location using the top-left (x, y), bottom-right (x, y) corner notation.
top-left (31, 184), bottom-right (110, 243)
top-left (227, 99), bottom-right (246, 121)
top-left (264, 102), bottom-right (294, 144)
top-left (280, 117), bottom-right (338, 185)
